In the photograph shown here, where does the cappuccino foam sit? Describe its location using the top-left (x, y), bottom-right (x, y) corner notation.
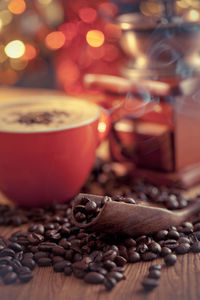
top-left (0, 97), bottom-right (100, 133)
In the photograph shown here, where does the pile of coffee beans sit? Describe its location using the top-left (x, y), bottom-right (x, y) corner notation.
top-left (74, 196), bottom-right (110, 224)
top-left (0, 158), bottom-right (200, 292)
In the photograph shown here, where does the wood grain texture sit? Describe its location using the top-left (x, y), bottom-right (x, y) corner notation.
top-left (1, 225), bottom-right (200, 300)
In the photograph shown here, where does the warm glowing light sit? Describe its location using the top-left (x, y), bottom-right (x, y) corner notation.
top-left (98, 122), bottom-right (107, 133)
top-left (0, 69), bottom-right (18, 85)
top-left (5, 40), bottom-right (25, 59)
top-left (10, 58), bottom-right (27, 70)
top-left (120, 22), bottom-right (132, 30)
top-left (45, 31), bottom-right (66, 50)
top-left (8, 0), bottom-right (26, 15)
top-left (22, 44), bottom-right (37, 60)
top-left (57, 60), bottom-right (80, 86)
top-left (38, 0), bottom-right (52, 4)
top-left (186, 9), bottom-right (200, 21)
top-left (0, 45), bottom-right (7, 63)
top-left (0, 19), bottom-right (2, 31)
top-left (154, 104), bottom-right (162, 113)
top-left (177, 0), bottom-right (189, 8)
top-left (0, 10), bottom-right (13, 25)
top-left (104, 23), bottom-right (122, 42)
top-left (59, 22), bottom-right (77, 41)
top-left (79, 7), bottom-right (97, 23)
top-left (98, 2), bottom-right (118, 17)
top-left (104, 44), bottom-right (119, 62)
top-left (136, 56), bottom-right (147, 67)
top-left (87, 45), bottom-right (105, 60)
top-left (86, 30), bottom-right (105, 48)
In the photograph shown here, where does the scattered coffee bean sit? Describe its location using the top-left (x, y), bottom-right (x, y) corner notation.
top-left (37, 258), bottom-right (52, 267)
top-left (148, 270), bottom-right (161, 279)
top-left (3, 272), bottom-right (17, 284)
top-left (175, 243), bottom-right (190, 255)
top-left (164, 254), bottom-right (177, 266)
top-left (142, 278), bottom-right (159, 290)
top-left (84, 272), bottom-right (104, 284)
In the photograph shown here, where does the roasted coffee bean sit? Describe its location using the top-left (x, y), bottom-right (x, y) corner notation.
top-left (85, 201), bottom-right (97, 213)
top-left (167, 230), bottom-right (180, 240)
top-left (178, 237), bottom-right (190, 244)
top-left (191, 241), bottom-right (200, 253)
top-left (124, 238), bottom-right (136, 248)
top-left (73, 253), bottom-right (83, 262)
top-left (194, 223), bottom-right (200, 232)
top-left (164, 254), bottom-right (177, 266)
top-left (3, 272), bottom-right (17, 284)
top-left (21, 258), bottom-right (35, 270)
top-left (53, 261), bottom-right (71, 272)
top-left (64, 266), bottom-right (72, 276)
top-left (103, 250), bottom-right (117, 261)
top-left (37, 257), bottom-right (52, 267)
top-left (155, 230), bottom-right (168, 241)
top-left (28, 224), bottom-right (45, 235)
top-left (104, 277), bottom-right (117, 290)
top-left (75, 212), bottom-right (86, 222)
top-left (0, 265), bottom-right (13, 277)
top-left (8, 243), bottom-right (22, 252)
top-left (0, 256), bottom-right (12, 264)
top-left (27, 233), bottom-right (44, 245)
top-left (142, 278), bottom-right (159, 290)
top-left (161, 247), bottom-right (172, 257)
top-left (19, 269), bottom-right (33, 283)
top-left (23, 252), bottom-right (34, 259)
top-left (108, 271), bottom-right (125, 281)
top-left (15, 251), bottom-right (24, 261)
top-left (52, 246), bottom-right (65, 256)
top-left (149, 264), bottom-right (162, 272)
top-left (10, 259), bottom-right (22, 272)
top-left (84, 272), bottom-right (104, 284)
top-left (115, 256), bottom-right (127, 267)
top-left (178, 222), bottom-right (193, 234)
top-left (38, 242), bottom-right (57, 252)
top-left (128, 251), bottom-right (140, 263)
top-left (137, 243), bottom-right (148, 254)
top-left (104, 260), bottom-right (116, 271)
top-left (175, 243), bottom-right (190, 255)
top-left (52, 256), bottom-right (64, 264)
top-left (59, 239), bottom-right (71, 250)
top-left (0, 248), bottom-right (15, 258)
top-left (148, 242), bottom-right (161, 254)
top-left (34, 251), bottom-right (49, 261)
top-left (148, 270), bottom-right (161, 279)
top-left (118, 245), bottom-right (128, 260)
top-left (161, 240), bottom-right (179, 250)
top-left (141, 252), bottom-right (157, 261)
top-left (165, 196), bottom-right (179, 210)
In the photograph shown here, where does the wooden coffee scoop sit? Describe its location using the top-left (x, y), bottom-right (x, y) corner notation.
top-left (72, 193), bottom-right (200, 236)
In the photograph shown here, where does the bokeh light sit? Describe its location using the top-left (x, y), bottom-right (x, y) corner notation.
top-left (104, 23), bottom-right (122, 42)
top-left (87, 45), bottom-right (105, 60)
top-left (8, 0), bottom-right (26, 15)
top-left (5, 40), bottom-right (25, 59)
top-left (103, 44), bottom-right (120, 62)
top-left (38, 0), bottom-right (52, 5)
top-left (86, 30), bottom-right (105, 47)
top-left (22, 44), bottom-right (37, 60)
top-left (10, 58), bottom-right (28, 70)
top-left (79, 7), bottom-right (97, 23)
top-left (59, 22), bottom-right (78, 41)
top-left (0, 19), bottom-right (2, 31)
top-left (0, 45), bottom-right (7, 63)
top-left (98, 2), bottom-right (118, 17)
top-left (57, 60), bottom-right (80, 86)
top-left (0, 10), bottom-right (13, 26)
top-left (45, 31), bottom-right (66, 50)
top-left (186, 9), bottom-right (200, 21)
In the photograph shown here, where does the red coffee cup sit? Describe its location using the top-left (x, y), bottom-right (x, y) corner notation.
top-left (0, 95), bottom-right (108, 207)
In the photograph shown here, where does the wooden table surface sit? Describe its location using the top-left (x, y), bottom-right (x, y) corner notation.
top-left (0, 88), bottom-right (200, 299)
top-left (1, 187), bottom-right (200, 300)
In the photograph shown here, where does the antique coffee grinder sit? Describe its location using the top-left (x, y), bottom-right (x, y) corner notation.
top-left (86, 0), bottom-right (200, 188)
